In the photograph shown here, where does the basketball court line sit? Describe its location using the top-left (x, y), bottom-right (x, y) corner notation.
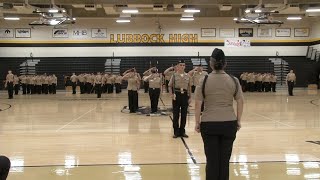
top-left (250, 112), bottom-right (293, 127)
top-left (56, 101), bottom-right (106, 132)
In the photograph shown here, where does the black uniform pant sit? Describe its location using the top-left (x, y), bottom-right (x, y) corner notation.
top-left (107, 84), bottom-right (114, 93)
top-left (72, 82), bottom-right (77, 94)
top-left (14, 84), bottom-right (19, 95)
top-left (172, 92), bottom-right (189, 136)
top-left (0, 156), bottom-right (10, 180)
top-left (80, 82), bottom-right (85, 94)
top-left (241, 81), bottom-right (247, 92)
top-left (22, 83), bottom-right (26, 94)
top-left (30, 85), bottom-right (35, 94)
top-left (7, 82), bottom-right (13, 99)
top-left (27, 84), bottom-right (31, 94)
top-left (149, 88), bottom-right (160, 113)
top-left (115, 83), bottom-right (121, 93)
top-left (36, 85), bottom-right (42, 94)
top-left (95, 84), bottom-right (102, 98)
top-left (144, 82), bottom-right (149, 93)
top-left (52, 84), bottom-right (56, 94)
top-left (288, 81), bottom-right (294, 96)
top-left (271, 82), bottom-right (276, 92)
top-left (43, 84), bottom-right (48, 94)
top-left (200, 121), bottom-right (237, 180)
top-left (128, 90), bottom-right (138, 113)
top-left (191, 85), bottom-right (196, 93)
top-left (264, 82), bottom-right (270, 92)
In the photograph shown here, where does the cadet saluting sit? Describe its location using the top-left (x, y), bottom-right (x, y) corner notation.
top-left (144, 67), bottom-right (162, 114)
top-left (286, 70), bottom-right (296, 96)
top-left (168, 60), bottom-right (192, 138)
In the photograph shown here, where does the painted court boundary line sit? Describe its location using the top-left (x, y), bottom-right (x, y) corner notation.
top-left (56, 101), bottom-right (106, 132)
top-left (160, 97), bottom-right (197, 164)
top-left (250, 112), bottom-right (293, 127)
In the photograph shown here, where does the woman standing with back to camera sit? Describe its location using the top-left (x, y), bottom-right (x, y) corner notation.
top-left (194, 48), bottom-right (244, 180)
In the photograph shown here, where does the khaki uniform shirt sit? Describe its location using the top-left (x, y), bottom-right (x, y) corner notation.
top-left (70, 75), bottom-right (78, 83)
top-left (193, 71), bottom-right (208, 86)
top-left (286, 73), bottom-right (296, 82)
top-left (168, 72), bottom-right (191, 92)
top-left (271, 75), bottom-right (277, 83)
top-left (115, 76), bottom-right (122, 84)
top-left (194, 72), bottom-right (244, 122)
top-left (95, 75), bottom-right (103, 84)
top-left (127, 73), bottom-right (140, 91)
top-left (146, 74), bottom-right (162, 88)
top-left (164, 71), bottom-right (174, 81)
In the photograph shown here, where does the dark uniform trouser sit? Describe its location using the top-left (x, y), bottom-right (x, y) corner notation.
top-left (7, 82), bottom-right (13, 99)
top-left (115, 83), bottom-right (121, 93)
top-left (14, 84), bottom-right (19, 95)
top-left (48, 85), bottom-right (53, 94)
top-left (30, 85), bottom-right (35, 94)
top-left (37, 85), bottom-right (42, 94)
top-left (149, 88), bottom-right (160, 113)
top-left (288, 81), bottom-right (294, 95)
top-left (0, 156), bottom-right (10, 180)
top-left (271, 82), bottom-right (276, 92)
top-left (72, 82), bottom-right (76, 94)
top-left (242, 81), bottom-right (247, 92)
top-left (108, 84), bottom-right (114, 93)
top-left (52, 84), bottom-right (56, 94)
top-left (256, 81), bottom-right (262, 92)
top-left (22, 83), bottom-right (26, 94)
top-left (43, 84), bottom-right (48, 94)
top-left (128, 90), bottom-right (138, 113)
top-left (191, 85), bottom-right (196, 93)
top-left (80, 82), bottom-right (84, 94)
top-left (172, 91), bottom-right (189, 136)
top-left (200, 121), bottom-right (237, 180)
top-left (144, 82), bottom-right (149, 93)
top-left (27, 84), bottom-right (31, 94)
top-left (95, 84), bottom-right (102, 98)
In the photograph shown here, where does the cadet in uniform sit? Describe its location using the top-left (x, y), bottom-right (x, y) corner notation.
top-left (94, 72), bottom-right (103, 98)
top-left (70, 73), bottom-right (78, 94)
top-left (143, 67), bottom-right (154, 93)
top-left (188, 65), bottom-right (208, 93)
top-left (144, 67), bottom-right (162, 114)
top-left (256, 73), bottom-right (263, 92)
top-left (5, 70), bottom-right (14, 99)
top-left (123, 68), bottom-right (141, 113)
top-left (164, 65), bottom-right (175, 93)
top-left (115, 75), bottom-right (123, 93)
top-left (13, 75), bottom-right (19, 95)
top-left (286, 70), bottom-right (296, 96)
top-left (271, 73), bottom-right (277, 92)
top-left (19, 75), bottom-right (27, 94)
top-left (194, 48), bottom-right (244, 180)
top-left (52, 74), bottom-right (57, 94)
top-left (168, 60), bottom-right (192, 138)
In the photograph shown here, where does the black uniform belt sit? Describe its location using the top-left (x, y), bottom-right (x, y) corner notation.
top-left (174, 88), bottom-right (188, 92)
top-left (149, 87), bottom-right (160, 90)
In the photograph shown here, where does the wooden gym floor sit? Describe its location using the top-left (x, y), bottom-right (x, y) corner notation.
top-left (0, 88), bottom-right (319, 180)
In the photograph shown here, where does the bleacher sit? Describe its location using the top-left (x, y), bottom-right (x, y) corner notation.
top-left (0, 58), bottom-right (25, 90)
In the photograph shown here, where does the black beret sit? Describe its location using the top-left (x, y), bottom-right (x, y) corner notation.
top-left (178, 60), bottom-right (185, 63)
top-left (211, 48), bottom-right (225, 62)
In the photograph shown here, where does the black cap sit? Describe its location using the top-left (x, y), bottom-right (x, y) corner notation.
top-left (178, 60), bottom-right (185, 63)
top-left (211, 48), bottom-right (225, 62)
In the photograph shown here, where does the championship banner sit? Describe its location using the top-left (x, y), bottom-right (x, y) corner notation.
top-left (224, 39), bottom-right (250, 47)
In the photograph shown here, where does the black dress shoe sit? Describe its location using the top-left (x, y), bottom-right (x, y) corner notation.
top-left (181, 134), bottom-right (189, 138)
top-left (172, 135), bottom-right (179, 138)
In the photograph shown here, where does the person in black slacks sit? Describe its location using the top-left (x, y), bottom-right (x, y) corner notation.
top-left (123, 68), bottom-right (141, 113)
top-left (194, 48), bottom-right (244, 180)
top-left (0, 155), bottom-right (10, 180)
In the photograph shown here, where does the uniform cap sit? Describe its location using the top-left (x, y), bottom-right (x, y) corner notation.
top-left (178, 60), bottom-right (185, 63)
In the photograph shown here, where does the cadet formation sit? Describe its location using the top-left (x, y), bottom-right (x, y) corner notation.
top-left (5, 63), bottom-right (294, 138)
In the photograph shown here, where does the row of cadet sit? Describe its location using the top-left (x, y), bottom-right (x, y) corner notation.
top-left (240, 72), bottom-right (278, 92)
top-left (65, 65), bottom-right (207, 96)
top-left (4, 71), bottom-right (58, 99)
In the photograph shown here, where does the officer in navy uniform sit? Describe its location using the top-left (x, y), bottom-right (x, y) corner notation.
top-left (169, 60), bottom-right (192, 138)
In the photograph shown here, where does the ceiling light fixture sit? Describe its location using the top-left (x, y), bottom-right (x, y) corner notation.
top-left (4, 17), bottom-right (20, 20)
top-left (122, 9), bottom-right (139, 14)
top-left (116, 19), bottom-right (131, 23)
top-left (245, 9), bottom-right (251, 13)
top-left (255, 9), bottom-right (262, 13)
top-left (184, 9), bottom-right (200, 13)
top-left (287, 17), bottom-right (302, 20)
top-left (233, 18), bottom-right (238, 21)
top-left (49, 19), bottom-right (60, 25)
top-left (180, 17), bottom-right (194, 21)
top-left (306, 8), bottom-right (320, 12)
